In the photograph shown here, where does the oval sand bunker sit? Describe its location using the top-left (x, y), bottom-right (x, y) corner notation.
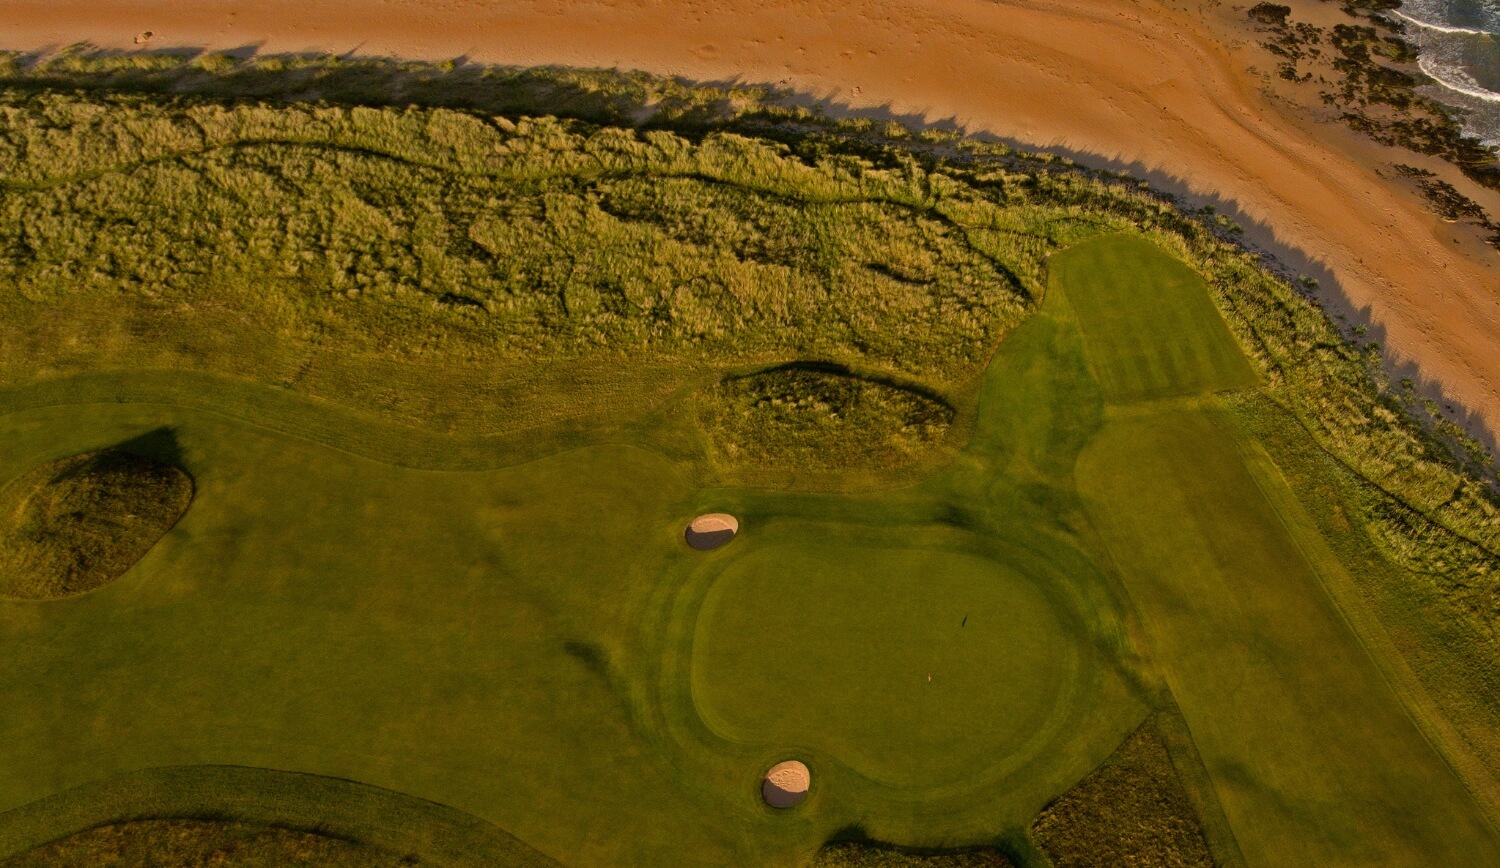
top-left (685, 513), bottom-right (739, 551)
top-left (761, 760), bottom-right (810, 808)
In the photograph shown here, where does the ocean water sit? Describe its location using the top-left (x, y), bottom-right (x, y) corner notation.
top-left (1394, 0), bottom-right (1500, 145)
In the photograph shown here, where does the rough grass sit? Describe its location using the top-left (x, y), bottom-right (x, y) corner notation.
top-left (812, 842), bottom-right (1014, 867)
top-left (697, 364), bottom-right (955, 473)
top-left (0, 450), bottom-right (192, 600)
top-left (3, 819), bottom-right (404, 867)
top-left (0, 766), bottom-right (558, 868)
top-left (0, 89), bottom-right (1043, 443)
top-left (1030, 721), bottom-right (1213, 868)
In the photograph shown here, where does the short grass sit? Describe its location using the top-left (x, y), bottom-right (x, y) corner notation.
top-left (1077, 402), bottom-right (1497, 864)
top-left (691, 538), bottom-right (1075, 788)
top-left (1048, 234), bottom-right (1257, 402)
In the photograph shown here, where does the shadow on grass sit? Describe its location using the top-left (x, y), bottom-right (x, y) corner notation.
top-left (112, 427), bottom-right (185, 469)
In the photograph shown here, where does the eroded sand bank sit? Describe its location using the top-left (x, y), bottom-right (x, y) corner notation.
top-left (6, 0), bottom-right (1499, 435)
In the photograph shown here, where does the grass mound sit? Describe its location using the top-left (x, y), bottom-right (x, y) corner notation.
top-left (0, 450), bottom-right (193, 600)
top-left (3, 818), bottom-right (404, 867)
top-left (697, 364), bottom-right (954, 472)
top-left (812, 842), bottom-right (1014, 867)
top-left (1030, 720), bottom-right (1213, 867)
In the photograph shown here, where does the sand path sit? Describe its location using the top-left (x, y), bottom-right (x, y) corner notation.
top-left (7, 0), bottom-right (1499, 433)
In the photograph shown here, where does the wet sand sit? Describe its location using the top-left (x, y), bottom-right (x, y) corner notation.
top-left (6, 0), bottom-right (1500, 436)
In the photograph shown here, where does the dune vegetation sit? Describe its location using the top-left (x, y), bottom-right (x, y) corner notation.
top-left (1030, 718), bottom-right (1213, 867)
top-left (0, 449), bottom-right (192, 600)
top-left (3, 819), bottom-right (403, 867)
top-left (0, 52), bottom-right (1498, 866)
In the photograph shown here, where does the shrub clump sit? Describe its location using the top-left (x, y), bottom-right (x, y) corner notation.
top-left (812, 842), bottom-right (1013, 867)
top-left (698, 365), bottom-right (955, 472)
top-left (0, 450), bottom-right (193, 600)
top-left (1030, 722), bottom-right (1214, 867)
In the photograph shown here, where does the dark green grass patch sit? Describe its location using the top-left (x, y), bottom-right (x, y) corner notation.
top-left (697, 364), bottom-right (955, 473)
top-left (1050, 235), bottom-right (1257, 403)
top-left (1030, 719), bottom-right (1213, 868)
top-left (0, 448), bottom-right (192, 600)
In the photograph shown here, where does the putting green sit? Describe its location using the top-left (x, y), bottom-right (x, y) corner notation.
top-left (691, 541), bottom-right (1075, 789)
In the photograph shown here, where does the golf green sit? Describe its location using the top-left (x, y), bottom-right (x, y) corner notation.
top-left (691, 541), bottom-right (1076, 789)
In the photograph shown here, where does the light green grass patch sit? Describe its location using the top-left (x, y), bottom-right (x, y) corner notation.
top-left (1050, 235), bottom-right (1257, 402)
top-left (691, 539), bottom-right (1075, 789)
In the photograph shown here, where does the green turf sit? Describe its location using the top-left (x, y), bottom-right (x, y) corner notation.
top-left (1052, 230), bottom-right (1500, 864)
top-left (691, 540), bottom-right (1075, 788)
top-left (1049, 235), bottom-right (1258, 402)
top-left (1077, 406), bottom-right (1500, 863)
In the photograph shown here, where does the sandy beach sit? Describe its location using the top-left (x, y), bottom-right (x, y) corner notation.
top-left (6, 0), bottom-right (1500, 437)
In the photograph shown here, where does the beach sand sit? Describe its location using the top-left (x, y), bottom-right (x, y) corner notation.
top-left (5, 0), bottom-right (1500, 437)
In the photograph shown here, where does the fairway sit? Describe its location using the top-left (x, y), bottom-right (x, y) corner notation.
top-left (692, 541), bottom-right (1075, 788)
top-left (1050, 235), bottom-right (1258, 402)
top-left (1078, 408), bottom-right (1500, 864)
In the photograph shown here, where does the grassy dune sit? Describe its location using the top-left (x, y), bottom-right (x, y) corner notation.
top-left (0, 60), bottom-right (1499, 867)
top-left (0, 449), bottom-right (193, 600)
top-left (1031, 717), bottom-right (1214, 867)
top-left (6, 819), bottom-right (403, 867)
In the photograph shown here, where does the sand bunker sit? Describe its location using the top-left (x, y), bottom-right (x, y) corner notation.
top-left (761, 760), bottom-right (810, 808)
top-left (685, 513), bottom-right (738, 551)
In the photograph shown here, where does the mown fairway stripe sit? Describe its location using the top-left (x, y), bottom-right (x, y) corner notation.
top-left (1052, 235), bottom-right (1257, 402)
